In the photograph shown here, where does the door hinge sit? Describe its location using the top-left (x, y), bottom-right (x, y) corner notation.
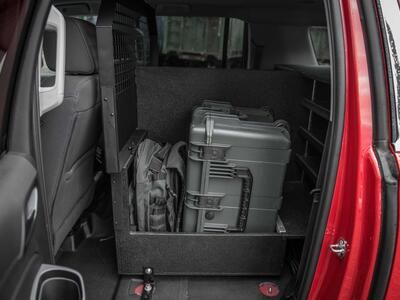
top-left (329, 238), bottom-right (349, 259)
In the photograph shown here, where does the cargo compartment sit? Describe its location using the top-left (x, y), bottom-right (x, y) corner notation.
top-left (105, 64), bottom-right (327, 275)
top-left (47, 0), bottom-right (337, 299)
top-left (94, 0), bottom-right (330, 278)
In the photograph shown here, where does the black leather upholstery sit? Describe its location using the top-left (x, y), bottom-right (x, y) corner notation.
top-left (65, 18), bottom-right (98, 75)
top-left (41, 18), bottom-right (101, 253)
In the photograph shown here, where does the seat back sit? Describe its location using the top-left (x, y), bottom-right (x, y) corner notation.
top-left (41, 17), bottom-right (101, 252)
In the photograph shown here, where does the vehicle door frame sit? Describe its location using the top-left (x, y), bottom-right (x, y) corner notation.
top-left (0, 0), bottom-right (56, 298)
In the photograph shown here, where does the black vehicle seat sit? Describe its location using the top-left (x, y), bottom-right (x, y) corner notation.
top-left (41, 17), bottom-right (101, 253)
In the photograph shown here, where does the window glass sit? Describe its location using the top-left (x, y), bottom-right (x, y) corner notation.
top-left (309, 27), bottom-right (330, 65)
top-left (136, 16), bottom-right (151, 66)
top-left (227, 18), bottom-right (245, 68)
top-left (157, 16), bottom-right (245, 68)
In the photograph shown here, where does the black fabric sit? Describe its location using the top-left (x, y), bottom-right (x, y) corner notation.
top-left (135, 66), bottom-right (309, 179)
top-left (115, 266), bottom-right (292, 300)
top-left (116, 233), bottom-right (286, 275)
top-left (58, 238), bottom-right (291, 300)
top-left (136, 67), bottom-right (307, 142)
top-left (65, 17), bottom-right (98, 75)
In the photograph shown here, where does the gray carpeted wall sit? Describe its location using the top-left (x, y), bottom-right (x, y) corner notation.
top-left (135, 66), bottom-right (309, 179)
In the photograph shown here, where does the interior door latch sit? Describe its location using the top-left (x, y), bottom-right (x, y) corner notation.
top-left (329, 238), bottom-right (348, 259)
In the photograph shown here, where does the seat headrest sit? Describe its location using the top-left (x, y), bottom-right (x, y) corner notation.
top-left (43, 17), bottom-right (98, 75)
top-left (65, 18), bottom-right (98, 74)
top-left (42, 29), bottom-right (57, 72)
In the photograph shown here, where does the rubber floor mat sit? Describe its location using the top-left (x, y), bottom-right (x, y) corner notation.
top-left (57, 238), bottom-right (119, 300)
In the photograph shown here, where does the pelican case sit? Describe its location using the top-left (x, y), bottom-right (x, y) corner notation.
top-left (183, 103), bottom-right (291, 233)
top-left (196, 100), bottom-right (274, 123)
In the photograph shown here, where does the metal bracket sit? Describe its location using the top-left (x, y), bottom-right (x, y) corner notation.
top-left (329, 238), bottom-right (348, 259)
top-left (141, 267), bottom-right (155, 300)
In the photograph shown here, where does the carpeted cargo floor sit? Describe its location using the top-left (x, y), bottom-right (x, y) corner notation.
top-left (58, 238), bottom-right (293, 300)
top-left (114, 268), bottom-right (292, 300)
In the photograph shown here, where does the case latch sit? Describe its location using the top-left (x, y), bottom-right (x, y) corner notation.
top-left (329, 238), bottom-right (349, 259)
top-left (201, 146), bottom-right (226, 161)
top-left (193, 195), bottom-right (223, 210)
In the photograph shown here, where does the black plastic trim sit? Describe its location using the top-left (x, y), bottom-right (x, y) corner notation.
top-left (221, 17), bottom-right (229, 68)
top-left (359, 1), bottom-right (399, 299)
top-left (9, 0), bottom-right (54, 261)
top-left (0, 0), bottom-right (54, 298)
top-left (0, 0), bottom-right (35, 153)
top-left (296, 0), bottom-right (346, 298)
top-left (371, 146), bottom-right (398, 299)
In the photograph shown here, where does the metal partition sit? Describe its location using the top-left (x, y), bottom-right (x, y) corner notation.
top-left (96, 0), bottom-right (139, 173)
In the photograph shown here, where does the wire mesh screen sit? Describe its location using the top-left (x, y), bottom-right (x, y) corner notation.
top-left (97, 0), bottom-right (139, 172)
top-left (112, 3), bottom-right (137, 151)
top-left (113, 3), bottom-right (136, 96)
top-left (113, 30), bottom-right (135, 96)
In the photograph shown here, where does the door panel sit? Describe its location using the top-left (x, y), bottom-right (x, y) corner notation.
top-left (0, 0), bottom-right (86, 299)
top-left (0, 153), bottom-right (38, 285)
top-left (0, 0), bottom-right (53, 298)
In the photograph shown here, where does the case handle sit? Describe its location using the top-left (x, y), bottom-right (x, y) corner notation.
top-left (228, 167), bottom-right (253, 232)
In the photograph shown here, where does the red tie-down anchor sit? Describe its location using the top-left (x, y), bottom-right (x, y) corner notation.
top-left (258, 282), bottom-right (280, 297)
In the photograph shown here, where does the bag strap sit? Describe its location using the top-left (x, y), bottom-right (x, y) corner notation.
top-left (149, 143), bottom-right (171, 178)
top-left (166, 141), bottom-right (186, 178)
top-left (135, 139), bottom-right (164, 232)
top-left (166, 142), bottom-right (187, 232)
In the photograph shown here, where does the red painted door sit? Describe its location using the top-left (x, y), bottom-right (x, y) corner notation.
top-left (307, 0), bottom-right (383, 298)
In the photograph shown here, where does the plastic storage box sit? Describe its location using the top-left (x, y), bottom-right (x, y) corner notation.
top-left (197, 100), bottom-right (274, 122)
top-left (183, 105), bottom-right (291, 233)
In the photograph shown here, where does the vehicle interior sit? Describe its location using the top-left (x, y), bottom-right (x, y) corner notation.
top-left (34, 0), bottom-right (335, 299)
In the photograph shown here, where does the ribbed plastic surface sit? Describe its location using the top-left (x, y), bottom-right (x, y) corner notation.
top-left (184, 103), bottom-right (291, 233)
